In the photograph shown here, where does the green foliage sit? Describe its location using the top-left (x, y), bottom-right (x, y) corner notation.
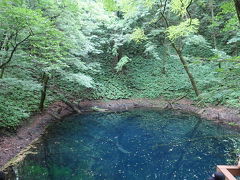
top-left (183, 35), bottom-right (214, 57)
top-left (167, 19), bottom-right (200, 40)
top-left (103, 0), bottom-right (118, 11)
top-left (0, 0), bottom-right (103, 128)
top-left (115, 56), bottom-right (131, 72)
top-left (0, 5), bottom-right (43, 29)
top-left (227, 32), bottom-right (240, 44)
top-left (118, 0), bottom-right (137, 14)
top-left (170, 0), bottom-right (193, 16)
top-left (91, 55), bottom-right (192, 100)
top-left (215, 1), bottom-right (239, 32)
top-left (0, 78), bottom-right (41, 128)
top-left (64, 73), bottom-right (95, 88)
top-left (0, 3), bottom-right (54, 67)
top-left (1, 0), bottom-right (240, 130)
top-left (131, 28), bottom-right (147, 43)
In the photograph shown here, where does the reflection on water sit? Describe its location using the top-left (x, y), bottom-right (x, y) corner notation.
top-left (9, 109), bottom-right (240, 180)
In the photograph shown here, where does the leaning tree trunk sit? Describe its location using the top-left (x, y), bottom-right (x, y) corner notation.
top-left (39, 73), bottom-right (49, 112)
top-left (172, 44), bottom-right (200, 96)
top-left (234, 0), bottom-right (240, 23)
top-left (158, 11), bottom-right (200, 97)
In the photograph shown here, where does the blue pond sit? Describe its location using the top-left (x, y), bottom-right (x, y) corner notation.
top-left (13, 109), bottom-right (240, 180)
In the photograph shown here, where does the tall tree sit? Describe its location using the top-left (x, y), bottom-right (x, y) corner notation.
top-left (109, 0), bottom-right (201, 96)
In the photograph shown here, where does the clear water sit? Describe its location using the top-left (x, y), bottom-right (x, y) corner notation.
top-left (11, 109), bottom-right (240, 180)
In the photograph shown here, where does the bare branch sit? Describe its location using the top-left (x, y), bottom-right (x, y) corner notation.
top-left (160, 12), bottom-right (170, 27)
top-left (0, 33), bottom-right (32, 69)
top-left (179, 0), bottom-right (193, 25)
top-left (163, 0), bottom-right (168, 14)
top-left (186, 0), bottom-right (193, 25)
top-left (10, 41), bottom-right (14, 48)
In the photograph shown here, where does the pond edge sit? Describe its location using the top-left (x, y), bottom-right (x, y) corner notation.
top-left (0, 98), bottom-right (240, 171)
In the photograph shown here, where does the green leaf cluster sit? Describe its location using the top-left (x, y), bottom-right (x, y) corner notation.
top-left (167, 19), bottom-right (200, 40)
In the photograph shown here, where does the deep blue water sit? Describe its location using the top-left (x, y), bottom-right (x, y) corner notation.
top-left (12, 109), bottom-right (240, 180)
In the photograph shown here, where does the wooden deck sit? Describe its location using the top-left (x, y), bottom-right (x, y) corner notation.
top-left (217, 160), bottom-right (240, 180)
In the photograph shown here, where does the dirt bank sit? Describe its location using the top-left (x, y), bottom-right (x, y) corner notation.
top-left (79, 98), bottom-right (240, 127)
top-left (1, 98), bottom-right (240, 170)
top-left (0, 102), bottom-right (73, 170)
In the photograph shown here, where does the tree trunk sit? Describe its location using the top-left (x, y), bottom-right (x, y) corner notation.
top-left (234, 0), bottom-right (240, 23)
top-left (210, 0), bottom-right (217, 49)
top-left (159, 7), bottom-right (200, 96)
top-left (117, 46), bottom-right (123, 61)
top-left (172, 44), bottom-right (200, 96)
top-left (39, 73), bottom-right (49, 112)
top-left (114, 46), bottom-right (123, 62)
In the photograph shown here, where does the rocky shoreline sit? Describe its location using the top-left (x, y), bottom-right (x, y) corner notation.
top-left (1, 98), bottom-right (240, 170)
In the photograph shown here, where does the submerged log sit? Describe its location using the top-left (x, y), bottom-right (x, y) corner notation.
top-left (91, 106), bottom-right (108, 112)
top-left (64, 101), bottom-right (82, 114)
top-left (47, 112), bottom-right (61, 120)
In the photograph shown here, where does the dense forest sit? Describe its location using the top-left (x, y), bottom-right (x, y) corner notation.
top-left (0, 0), bottom-right (240, 129)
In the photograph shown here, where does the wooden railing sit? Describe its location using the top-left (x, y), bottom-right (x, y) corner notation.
top-left (216, 159), bottom-right (240, 180)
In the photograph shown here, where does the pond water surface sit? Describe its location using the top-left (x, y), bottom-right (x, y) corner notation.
top-left (11, 109), bottom-right (240, 180)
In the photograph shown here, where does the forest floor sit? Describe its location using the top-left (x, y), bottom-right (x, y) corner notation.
top-left (1, 98), bottom-right (240, 170)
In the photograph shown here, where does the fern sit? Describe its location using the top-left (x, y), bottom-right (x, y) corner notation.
top-left (115, 56), bottom-right (131, 72)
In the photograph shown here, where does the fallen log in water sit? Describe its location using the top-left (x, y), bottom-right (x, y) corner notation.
top-left (63, 101), bottom-right (82, 114)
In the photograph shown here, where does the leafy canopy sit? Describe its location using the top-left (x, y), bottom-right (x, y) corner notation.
top-left (167, 19), bottom-right (200, 40)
